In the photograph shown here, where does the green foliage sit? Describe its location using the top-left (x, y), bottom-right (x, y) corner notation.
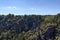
top-left (0, 13), bottom-right (60, 40)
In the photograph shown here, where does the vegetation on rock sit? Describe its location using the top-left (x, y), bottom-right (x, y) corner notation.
top-left (0, 13), bottom-right (60, 40)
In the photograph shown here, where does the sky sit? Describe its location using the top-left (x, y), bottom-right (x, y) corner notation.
top-left (0, 0), bottom-right (60, 15)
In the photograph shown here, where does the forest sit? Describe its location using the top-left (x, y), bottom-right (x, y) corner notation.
top-left (0, 13), bottom-right (60, 40)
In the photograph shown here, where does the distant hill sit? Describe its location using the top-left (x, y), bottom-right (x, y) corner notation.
top-left (0, 13), bottom-right (60, 40)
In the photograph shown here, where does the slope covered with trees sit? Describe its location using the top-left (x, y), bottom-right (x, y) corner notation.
top-left (0, 13), bottom-right (60, 40)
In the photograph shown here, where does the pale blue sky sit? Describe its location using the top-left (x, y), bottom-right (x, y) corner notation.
top-left (0, 0), bottom-right (60, 15)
